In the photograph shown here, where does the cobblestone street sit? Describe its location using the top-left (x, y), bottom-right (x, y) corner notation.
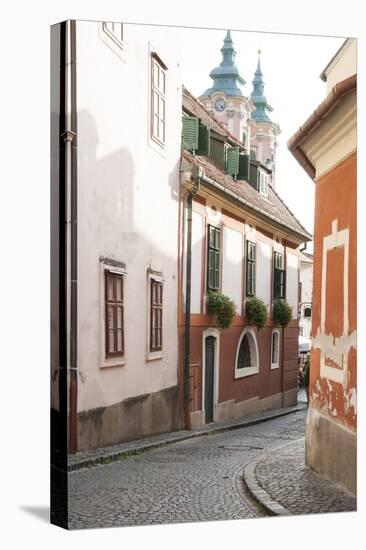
top-left (68, 409), bottom-right (307, 529)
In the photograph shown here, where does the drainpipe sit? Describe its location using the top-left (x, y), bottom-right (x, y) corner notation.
top-left (60, 20), bottom-right (78, 454)
top-left (183, 166), bottom-right (203, 430)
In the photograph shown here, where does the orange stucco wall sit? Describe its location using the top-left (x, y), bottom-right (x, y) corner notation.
top-left (310, 151), bottom-right (357, 430)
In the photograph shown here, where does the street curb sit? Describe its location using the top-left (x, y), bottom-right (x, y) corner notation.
top-left (67, 404), bottom-right (306, 472)
top-left (243, 444), bottom-right (293, 517)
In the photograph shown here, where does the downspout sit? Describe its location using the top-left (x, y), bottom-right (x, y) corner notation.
top-left (183, 166), bottom-right (203, 430)
top-left (61, 20), bottom-right (78, 454)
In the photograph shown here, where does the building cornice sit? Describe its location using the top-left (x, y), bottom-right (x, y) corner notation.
top-left (287, 73), bottom-right (357, 180)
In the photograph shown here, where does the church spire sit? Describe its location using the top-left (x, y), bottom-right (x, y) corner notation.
top-left (201, 30), bottom-right (246, 97)
top-left (250, 50), bottom-right (273, 122)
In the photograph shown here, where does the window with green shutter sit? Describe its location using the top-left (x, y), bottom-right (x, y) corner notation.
top-left (273, 252), bottom-right (286, 299)
top-left (238, 154), bottom-right (250, 181)
top-left (246, 241), bottom-right (256, 297)
top-left (249, 162), bottom-right (258, 188)
top-left (226, 146), bottom-right (239, 176)
top-left (207, 225), bottom-right (221, 291)
top-left (182, 116), bottom-right (199, 151)
top-left (209, 134), bottom-right (225, 169)
top-left (197, 122), bottom-right (211, 156)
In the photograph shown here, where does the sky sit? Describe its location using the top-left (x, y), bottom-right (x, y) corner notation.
top-left (175, 27), bottom-right (344, 248)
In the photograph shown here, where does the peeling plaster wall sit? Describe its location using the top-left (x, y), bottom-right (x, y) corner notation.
top-left (306, 151), bottom-right (356, 493)
top-left (310, 152), bottom-right (356, 432)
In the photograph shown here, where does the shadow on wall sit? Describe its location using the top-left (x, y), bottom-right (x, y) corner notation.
top-left (51, 108), bottom-right (182, 451)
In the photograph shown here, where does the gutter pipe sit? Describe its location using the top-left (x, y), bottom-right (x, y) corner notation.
top-left (287, 73), bottom-right (357, 180)
top-left (60, 20), bottom-right (78, 454)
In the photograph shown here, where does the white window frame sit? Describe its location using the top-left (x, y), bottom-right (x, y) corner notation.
top-left (234, 327), bottom-right (260, 378)
top-left (99, 260), bottom-right (127, 369)
top-left (150, 52), bottom-right (167, 150)
top-left (147, 270), bottom-right (164, 361)
top-left (271, 329), bottom-right (280, 370)
top-left (103, 21), bottom-right (123, 46)
top-left (99, 21), bottom-right (125, 61)
top-left (257, 169), bottom-right (269, 197)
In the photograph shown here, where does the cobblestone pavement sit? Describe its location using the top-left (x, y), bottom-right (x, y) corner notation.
top-left (67, 403), bottom-right (305, 471)
top-left (68, 409), bottom-right (307, 529)
top-left (253, 437), bottom-right (356, 515)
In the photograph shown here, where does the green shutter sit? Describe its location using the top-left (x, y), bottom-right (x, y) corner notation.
top-left (197, 122), bottom-right (211, 156)
top-left (210, 136), bottom-right (225, 169)
top-left (238, 154), bottom-right (249, 180)
top-left (249, 163), bottom-right (258, 188)
top-left (226, 146), bottom-right (239, 176)
top-left (182, 116), bottom-right (199, 151)
top-left (207, 225), bottom-right (221, 291)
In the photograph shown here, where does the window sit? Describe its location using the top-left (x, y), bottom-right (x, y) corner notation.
top-left (237, 335), bottom-right (251, 369)
top-left (271, 329), bottom-right (280, 369)
top-left (273, 252), bottom-right (286, 299)
top-left (257, 169), bottom-right (269, 197)
top-left (103, 21), bottom-right (123, 44)
top-left (304, 306), bottom-right (312, 318)
top-left (246, 241), bottom-right (256, 296)
top-left (151, 53), bottom-right (167, 147)
top-left (105, 271), bottom-right (124, 357)
top-left (250, 149), bottom-right (256, 160)
top-left (242, 132), bottom-right (247, 147)
top-left (207, 225), bottom-right (221, 291)
top-left (235, 327), bottom-right (259, 378)
top-left (150, 279), bottom-right (163, 351)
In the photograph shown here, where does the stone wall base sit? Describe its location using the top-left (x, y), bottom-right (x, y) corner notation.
top-left (306, 407), bottom-right (357, 495)
top-left (77, 385), bottom-right (179, 451)
top-left (190, 390), bottom-right (296, 427)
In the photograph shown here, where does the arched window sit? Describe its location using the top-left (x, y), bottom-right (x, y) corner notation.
top-left (235, 328), bottom-right (259, 378)
top-left (271, 329), bottom-right (280, 369)
top-left (237, 335), bottom-right (251, 369)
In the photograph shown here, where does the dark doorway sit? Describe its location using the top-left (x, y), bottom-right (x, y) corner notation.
top-left (204, 335), bottom-right (216, 424)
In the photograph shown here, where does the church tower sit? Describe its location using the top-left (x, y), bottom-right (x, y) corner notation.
top-left (199, 31), bottom-right (253, 149)
top-left (249, 51), bottom-right (281, 187)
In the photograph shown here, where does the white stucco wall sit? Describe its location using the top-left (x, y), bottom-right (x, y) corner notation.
top-left (256, 240), bottom-right (272, 310)
top-left (75, 21), bottom-right (182, 412)
top-left (286, 251), bottom-right (299, 319)
top-left (324, 39), bottom-right (357, 95)
top-left (221, 226), bottom-right (243, 311)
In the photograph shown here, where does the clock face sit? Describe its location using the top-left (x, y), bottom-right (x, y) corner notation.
top-left (214, 98), bottom-right (226, 112)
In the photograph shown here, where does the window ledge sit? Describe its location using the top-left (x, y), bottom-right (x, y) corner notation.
top-left (234, 366), bottom-right (259, 379)
top-left (148, 134), bottom-right (167, 158)
top-left (271, 363), bottom-right (279, 370)
top-left (147, 351), bottom-right (163, 362)
top-left (100, 358), bottom-right (125, 369)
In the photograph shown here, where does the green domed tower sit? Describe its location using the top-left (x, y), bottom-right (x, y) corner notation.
top-left (249, 51), bottom-right (281, 187)
top-left (199, 31), bottom-right (253, 148)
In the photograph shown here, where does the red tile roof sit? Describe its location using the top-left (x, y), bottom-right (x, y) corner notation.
top-left (182, 149), bottom-right (311, 241)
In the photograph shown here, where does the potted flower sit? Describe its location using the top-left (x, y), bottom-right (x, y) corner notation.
top-left (206, 291), bottom-right (236, 329)
top-left (245, 297), bottom-right (268, 330)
